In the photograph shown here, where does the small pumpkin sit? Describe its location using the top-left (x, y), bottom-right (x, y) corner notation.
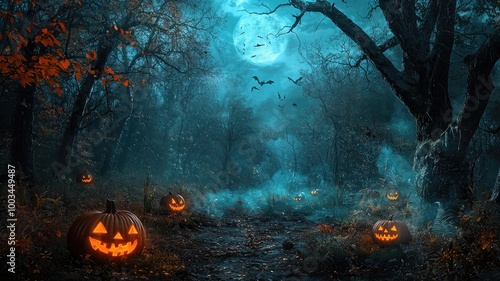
top-left (294, 192), bottom-right (304, 201)
top-left (67, 199), bottom-right (146, 261)
top-left (386, 188), bottom-right (400, 201)
top-left (372, 215), bottom-right (411, 246)
top-left (160, 192), bottom-right (186, 212)
top-left (76, 172), bottom-right (93, 184)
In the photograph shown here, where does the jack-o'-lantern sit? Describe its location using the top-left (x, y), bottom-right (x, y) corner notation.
top-left (76, 172), bottom-right (93, 184)
top-left (310, 189), bottom-right (319, 195)
top-left (294, 192), bottom-right (304, 201)
top-left (372, 216), bottom-right (411, 246)
top-left (67, 199), bottom-right (146, 261)
top-left (160, 192), bottom-right (186, 212)
top-left (386, 188), bottom-right (400, 201)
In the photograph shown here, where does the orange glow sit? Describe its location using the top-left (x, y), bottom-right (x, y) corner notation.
top-left (89, 237), bottom-right (138, 257)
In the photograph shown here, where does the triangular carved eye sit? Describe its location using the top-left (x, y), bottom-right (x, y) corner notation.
top-left (390, 226), bottom-right (398, 231)
top-left (128, 225), bottom-right (138, 234)
top-left (114, 232), bottom-right (124, 240)
top-left (378, 226), bottom-right (384, 231)
top-left (93, 222), bottom-right (107, 234)
top-left (171, 198), bottom-right (176, 204)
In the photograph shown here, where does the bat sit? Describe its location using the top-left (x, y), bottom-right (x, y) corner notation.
top-left (251, 55), bottom-right (256, 58)
top-left (252, 76), bottom-right (274, 86)
top-left (288, 76), bottom-right (303, 85)
top-left (278, 92), bottom-right (286, 100)
top-left (240, 32), bottom-right (245, 35)
top-left (251, 86), bottom-right (259, 92)
top-left (292, 103), bottom-right (297, 107)
top-left (254, 43), bottom-right (265, 47)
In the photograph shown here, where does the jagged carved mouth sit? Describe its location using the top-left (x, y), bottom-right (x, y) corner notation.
top-left (374, 233), bottom-right (399, 241)
top-left (89, 237), bottom-right (138, 256)
top-left (169, 204), bottom-right (185, 211)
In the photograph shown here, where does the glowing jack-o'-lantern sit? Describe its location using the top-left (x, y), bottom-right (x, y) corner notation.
top-left (294, 192), bottom-right (304, 201)
top-left (310, 189), bottom-right (319, 195)
top-left (372, 216), bottom-right (411, 246)
top-left (76, 172), bottom-right (93, 184)
top-left (386, 188), bottom-right (400, 201)
top-left (67, 199), bottom-right (146, 261)
top-left (160, 192), bottom-right (186, 212)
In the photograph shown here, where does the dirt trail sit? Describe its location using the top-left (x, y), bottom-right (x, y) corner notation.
top-left (170, 211), bottom-right (327, 281)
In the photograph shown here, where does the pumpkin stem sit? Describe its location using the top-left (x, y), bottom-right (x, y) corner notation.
top-left (105, 199), bottom-right (117, 214)
top-left (388, 214), bottom-right (394, 221)
top-left (169, 191), bottom-right (173, 195)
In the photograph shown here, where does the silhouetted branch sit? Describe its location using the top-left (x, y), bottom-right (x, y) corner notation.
top-left (354, 36), bottom-right (398, 67)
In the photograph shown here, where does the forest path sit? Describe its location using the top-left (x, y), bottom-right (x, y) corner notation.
top-left (169, 211), bottom-right (328, 281)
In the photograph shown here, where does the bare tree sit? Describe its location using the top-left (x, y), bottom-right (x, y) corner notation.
top-left (254, 0), bottom-right (500, 209)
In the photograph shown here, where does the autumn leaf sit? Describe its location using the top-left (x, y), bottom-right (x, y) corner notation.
top-left (55, 230), bottom-right (62, 238)
top-left (130, 41), bottom-right (137, 47)
top-left (60, 59), bottom-right (70, 69)
top-left (75, 70), bottom-right (82, 81)
top-left (85, 50), bottom-right (97, 60)
top-left (123, 79), bottom-right (130, 87)
top-left (102, 79), bottom-right (107, 86)
top-left (58, 22), bottom-right (67, 32)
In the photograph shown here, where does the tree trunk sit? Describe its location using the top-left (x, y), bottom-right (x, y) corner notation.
top-left (53, 41), bottom-right (115, 177)
top-left (489, 168), bottom-right (500, 203)
top-left (100, 88), bottom-right (133, 176)
top-left (414, 130), bottom-right (471, 203)
top-left (11, 84), bottom-right (36, 180)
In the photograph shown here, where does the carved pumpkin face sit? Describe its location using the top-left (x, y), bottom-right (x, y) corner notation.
top-left (386, 188), bottom-right (400, 201)
top-left (81, 173), bottom-right (93, 183)
top-left (160, 192), bottom-right (186, 212)
top-left (372, 217), bottom-right (411, 246)
top-left (294, 193), bottom-right (304, 201)
top-left (76, 172), bottom-right (93, 184)
top-left (67, 199), bottom-right (146, 261)
top-left (310, 189), bottom-right (319, 195)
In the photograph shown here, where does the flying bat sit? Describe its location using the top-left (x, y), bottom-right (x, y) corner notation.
top-left (240, 32), bottom-right (245, 35)
top-left (251, 86), bottom-right (259, 92)
top-left (288, 76), bottom-right (303, 85)
top-left (254, 43), bottom-right (265, 47)
top-left (278, 92), bottom-right (286, 100)
top-left (252, 76), bottom-right (274, 86)
top-left (292, 103), bottom-right (297, 107)
top-left (251, 55), bottom-right (256, 58)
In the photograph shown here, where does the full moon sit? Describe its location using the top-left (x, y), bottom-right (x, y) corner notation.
top-left (233, 14), bottom-right (288, 65)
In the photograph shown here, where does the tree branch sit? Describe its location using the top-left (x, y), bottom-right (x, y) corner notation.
top-left (419, 0), bottom-right (439, 55)
top-left (287, 0), bottom-right (421, 114)
top-left (456, 25), bottom-right (500, 150)
top-left (354, 36), bottom-right (399, 67)
top-left (379, 0), bottom-right (425, 72)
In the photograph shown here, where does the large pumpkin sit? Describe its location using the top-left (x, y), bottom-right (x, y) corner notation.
top-left (372, 216), bottom-right (411, 246)
top-left (67, 199), bottom-right (146, 261)
top-left (160, 192), bottom-right (186, 212)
